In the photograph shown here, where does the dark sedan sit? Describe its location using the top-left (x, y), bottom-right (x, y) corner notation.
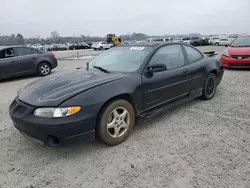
top-left (9, 42), bottom-right (224, 147)
top-left (0, 46), bottom-right (58, 80)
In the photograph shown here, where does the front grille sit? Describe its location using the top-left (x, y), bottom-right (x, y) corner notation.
top-left (228, 63), bottom-right (250, 67)
top-left (10, 99), bottom-right (28, 116)
top-left (15, 105), bottom-right (27, 116)
top-left (231, 55), bottom-right (250, 60)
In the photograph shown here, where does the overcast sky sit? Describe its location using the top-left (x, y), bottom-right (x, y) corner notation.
top-left (0, 0), bottom-right (249, 37)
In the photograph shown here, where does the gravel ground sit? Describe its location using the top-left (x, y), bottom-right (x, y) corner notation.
top-left (1, 47), bottom-right (250, 188)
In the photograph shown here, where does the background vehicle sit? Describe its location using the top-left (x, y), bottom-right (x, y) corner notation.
top-left (9, 42), bottom-right (223, 147)
top-left (182, 37), bottom-right (191, 44)
top-left (213, 38), bottom-right (232, 46)
top-left (68, 43), bottom-right (91, 50)
top-left (92, 41), bottom-right (113, 50)
top-left (190, 37), bottom-right (203, 46)
top-left (0, 46), bottom-right (57, 80)
top-left (220, 34), bottom-right (250, 68)
top-left (106, 34), bottom-right (121, 46)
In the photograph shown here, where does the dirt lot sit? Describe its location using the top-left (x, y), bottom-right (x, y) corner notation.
top-left (1, 47), bottom-right (250, 188)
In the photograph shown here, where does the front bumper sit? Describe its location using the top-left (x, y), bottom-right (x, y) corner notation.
top-left (9, 98), bottom-right (96, 147)
top-left (220, 56), bottom-right (250, 68)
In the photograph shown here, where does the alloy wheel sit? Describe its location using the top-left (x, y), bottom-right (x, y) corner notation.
top-left (106, 107), bottom-right (130, 138)
top-left (40, 64), bottom-right (50, 75)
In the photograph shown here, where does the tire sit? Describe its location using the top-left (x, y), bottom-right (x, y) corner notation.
top-left (38, 62), bottom-right (51, 76)
top-left (97, 99), bottom-right (135, 146)
top-left (201, 73), bottom-right (217, 100)
top-left (99, 46), bottom-right (103, 50)
top-left (215, 43), bottom-right (219, 46)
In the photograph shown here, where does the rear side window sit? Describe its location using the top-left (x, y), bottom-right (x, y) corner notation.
top-left (0, 48), bottom-right (15, 59)
top-left (183, 45), bottom-right (203, 63)
top-left (16, 47), bottom-right (37, 56)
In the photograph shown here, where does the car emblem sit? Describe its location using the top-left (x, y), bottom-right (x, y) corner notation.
top-left (238, 56), bottom-right (242, 59)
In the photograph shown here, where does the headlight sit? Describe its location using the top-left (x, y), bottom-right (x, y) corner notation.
top-left (222, 49), bottom-right (229, 57)
top-left (33, 106), bottom-right (81, 118)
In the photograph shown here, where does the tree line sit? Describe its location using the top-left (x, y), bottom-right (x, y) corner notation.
top-left (0, 31), bottom-right (203, 46)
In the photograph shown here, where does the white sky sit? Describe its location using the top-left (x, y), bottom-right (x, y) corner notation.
top-left (0, 0), bottom-right (249, 37)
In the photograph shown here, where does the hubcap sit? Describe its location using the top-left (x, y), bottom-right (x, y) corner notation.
top-left (107, 107), bottom-right (130, 138)
top-left (40, 64), bottom-right (50, 75)
top-left (206, 77), bottom-right (215, 96)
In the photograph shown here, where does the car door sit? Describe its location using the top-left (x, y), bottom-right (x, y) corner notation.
top-left (141, 44), bottom-right (191, 110)
top-left (182, 44), bottom-right (207, 92)
top-left (14, 47), bottom-right (38, 74)
top-left (0, 48), bottom-right (18, 78)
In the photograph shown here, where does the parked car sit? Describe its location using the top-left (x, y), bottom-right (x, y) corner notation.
top-left (220, 34), bottom-right (250, 68)
top-left (182, 37), bottom-right (191, 44)
top-left (9, 42), bottom-right (223, 147)
top-left (92, 42), bottom-right (113, 50)
top-left (151, 38), bottom-right (174, 42)
top-left (0, 46), bottom-right (57, 80)
top-left (68, 43), bottom-right (91, 50)
top-left (213, 38), bottom-right (232, 46)
top-left (190, 37), bottom-right (203, 46)
top-left (201, 37), bottom-right (210, 45)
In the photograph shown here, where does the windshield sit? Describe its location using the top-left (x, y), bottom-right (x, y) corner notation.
top-left (230, 36), bottom-right (250, 47)
top-left (89, 46), bottom-right (152, 73)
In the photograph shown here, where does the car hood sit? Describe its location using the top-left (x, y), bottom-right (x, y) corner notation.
top-left (227, 46), bottom-right (250, 55)
top-left (18, 70), bottom-right (127, 107)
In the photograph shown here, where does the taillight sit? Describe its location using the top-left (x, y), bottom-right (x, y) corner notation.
top-left (51, 53), bottom-right (55, 57)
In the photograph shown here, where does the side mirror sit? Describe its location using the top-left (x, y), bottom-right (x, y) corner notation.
top-left (146, 63), bottom-right (167, 74)
top-left (225, 44), bottom-right (229, 47)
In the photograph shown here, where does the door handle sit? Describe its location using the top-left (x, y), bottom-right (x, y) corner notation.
top-left (183, 69), bottom-right (189, 74)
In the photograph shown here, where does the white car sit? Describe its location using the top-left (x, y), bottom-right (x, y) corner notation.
top-left (92, 42), bottom-right (113, 50)
top-left (213, 38), bottom-right (232, 46)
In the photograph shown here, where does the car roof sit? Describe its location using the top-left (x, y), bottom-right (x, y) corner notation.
top-left (118, 42), bottom-right (185, 48)
top-left (0, 45), bottom-right (27, 49)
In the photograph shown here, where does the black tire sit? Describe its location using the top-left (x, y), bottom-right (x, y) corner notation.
top-left (215, 42), bottom-right (219, 46)
top-left (99, 46), bottom-right (103, 50)
top-left (201, 73), bottom-right (217, 100)
top-left (38, 62), bottom-right (51, 76)
top-left (97, 99), bottom-right (135, 146)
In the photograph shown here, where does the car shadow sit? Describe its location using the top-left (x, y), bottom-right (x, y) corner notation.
top-left (0, 71), bottom-right (57, 84)
top-left (26, 98), bottom-right (204, 158)
top-left (224, 67), bottom-right (250, 71)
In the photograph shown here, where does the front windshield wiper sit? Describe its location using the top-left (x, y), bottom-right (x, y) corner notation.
top-left (93, 66), bottom-right (110, 73)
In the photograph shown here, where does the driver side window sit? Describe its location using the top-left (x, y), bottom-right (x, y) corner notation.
top-left (149, 44), bottom-right (185, 70)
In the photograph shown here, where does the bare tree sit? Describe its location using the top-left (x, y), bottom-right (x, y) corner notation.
top-left (50, 31), bottom-right (59, 39)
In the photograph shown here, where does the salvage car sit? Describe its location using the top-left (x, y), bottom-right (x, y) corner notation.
top-left (220, 34), bottom-right (250, 68)
top-left (92, 41), bottom-right (113, 50)
top-left (9, 42), bottom-right (223, 147)
top-left (0, 46), bottom-right (57, 80)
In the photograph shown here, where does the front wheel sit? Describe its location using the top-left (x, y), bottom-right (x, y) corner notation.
top-left (38, 62), bottom-right (51, 76)
top-left (201, 73), bottom-right (217, 100)
top-left (215, 43), bottom-right (219, 46)
top-left (97, 99), bottom-right (135, 146)
top-left (99, 46), bottom-right (103, 50)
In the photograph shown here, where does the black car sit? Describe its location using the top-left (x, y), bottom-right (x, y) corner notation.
top-left (9, 42), bottom-right (224, 147)
top-left (68, 43), bottom-right (91, 50)
top-left (0, 46), bottom-right (58, 80)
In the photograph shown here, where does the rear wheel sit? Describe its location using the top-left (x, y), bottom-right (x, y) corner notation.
top-left (215, 42), bottom-right (219, 46)
top-left (97, 99), bottom-right (135, 146)
top-left (201, 73), bottom-right (217, 100)
top-left (38, 62), bottom-right (51, 76)
top-left (99, 46), bottom-right (103, 50)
